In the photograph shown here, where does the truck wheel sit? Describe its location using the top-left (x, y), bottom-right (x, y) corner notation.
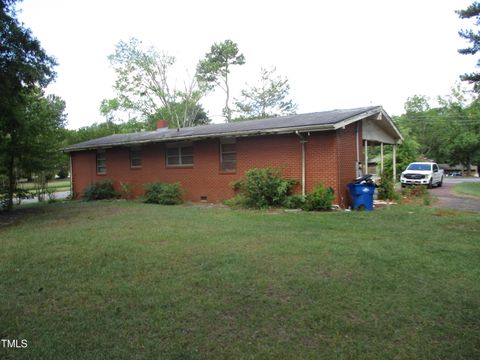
top-left (437, 177), bottom-right (443, 187)
top-left (428, 179), bottom-right (433, 189)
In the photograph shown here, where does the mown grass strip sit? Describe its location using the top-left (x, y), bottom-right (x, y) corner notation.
top-left (454, 182), bottom-right (480, 197)
top-left (0, 201), bottom-right (479, 359)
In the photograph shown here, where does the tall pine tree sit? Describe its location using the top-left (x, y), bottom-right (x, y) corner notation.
top-left (458, 2), bottom-right (480, 91)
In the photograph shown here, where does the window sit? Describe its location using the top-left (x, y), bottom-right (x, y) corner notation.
top-left (166, 142), bottom-right (193, 166)
top-left (220, 138), bottom-right (236, 172)
top-left (130, 147), bottom-right (142, 168)
top-left (96, 150), bottom-right (106, 174)
top-left (407, 163), bottom-right (431, 171)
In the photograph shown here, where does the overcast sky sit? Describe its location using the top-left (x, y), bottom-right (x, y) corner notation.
top-left (18, 0), bottom-right (475, 129)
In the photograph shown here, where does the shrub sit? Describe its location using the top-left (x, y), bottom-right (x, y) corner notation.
top-left (223, 194), bottom-right (247, 208)
top-left (422, 192), bottom-right (432, 206)
top-left (83, 180), bottom-right (118, 201)
top-left (283, 194), bottom-right (305, 209)
top-left (376, 174), bottom-right (399, 201)
top-left (400, 185), bottom-right (433, 206)
top-left (120, 181), bottom-right (134, 199)
top-left (143, 182), bottom-right (183, 205)
top-left (303, 184), bottom-right (334, 211)
top-left (401, 185), bottom-right (428, 198)
top-left (233, 168), bottom-right (297, 208)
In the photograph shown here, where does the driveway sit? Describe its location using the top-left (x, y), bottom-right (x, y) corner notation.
top-left (429, 177), bottom-right (480, 211)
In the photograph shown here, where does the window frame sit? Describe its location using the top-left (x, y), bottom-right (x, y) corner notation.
top-left (129, 147), bottom-right (142, 169)
top-left (220, 138), bottom-right (237, 173)
top-left (96, 149), bottom-right (107, 175)
top-left (165, 142), bottom-right (194, 167)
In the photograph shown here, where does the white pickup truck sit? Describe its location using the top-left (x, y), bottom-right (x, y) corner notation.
top-left (400, 162), bottom-right (444, 188)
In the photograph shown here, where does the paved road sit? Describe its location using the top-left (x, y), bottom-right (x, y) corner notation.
top-left (429, 177), bottom-right (480, 211)
top-left (17, 191), bottom-right (70, 205)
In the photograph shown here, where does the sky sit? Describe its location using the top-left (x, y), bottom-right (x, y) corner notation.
top-left (17, 0), bottom-right (476, 129)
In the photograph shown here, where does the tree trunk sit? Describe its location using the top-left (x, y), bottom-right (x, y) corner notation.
top-left (224, 69), bottom-right (231, 122)
top-left (6, 153), bottom-right (15, 211)
top-left (466, 163), bottom-right (472, 177)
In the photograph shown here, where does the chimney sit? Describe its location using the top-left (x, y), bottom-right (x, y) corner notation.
top-left (156, 119), bottom-right (169, 131)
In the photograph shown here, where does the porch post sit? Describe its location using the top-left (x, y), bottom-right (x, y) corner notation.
top-left (364, 140), bottom-right (368, 175)
top-left (392, 143), bottom-right (397, 182)
top-left (380, 142), bottom-right (384, 174)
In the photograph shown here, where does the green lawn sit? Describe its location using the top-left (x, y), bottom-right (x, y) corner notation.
top-left (1, 201), bottom-right (479, 359)
top-left (454, 181), bottom-right (480, 197)
top-left (17, 179), bottom-right (70, 193)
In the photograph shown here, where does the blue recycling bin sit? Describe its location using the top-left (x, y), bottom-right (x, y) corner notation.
top-left (348, 182), bottom-right (375, 211)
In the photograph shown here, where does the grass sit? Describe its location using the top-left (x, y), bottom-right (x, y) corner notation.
top-left (1, 201), bottom-right (479, 359)
top-left (17, 179), bottom-right (70, 193)
top-left (454, 182), bottom-right (480, 197)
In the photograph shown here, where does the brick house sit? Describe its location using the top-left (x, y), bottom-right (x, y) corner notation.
top-left (64, 106), bottom-right (402, 207)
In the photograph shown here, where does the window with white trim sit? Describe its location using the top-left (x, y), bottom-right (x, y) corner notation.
top-left (130, 147), bottom-right (142, 168)
top-left (166, 142), bottom-right (193, 166)
top-left (96, 150), bottom-right (106, 174)
top-left (220, 138), bottom-right (236, 172)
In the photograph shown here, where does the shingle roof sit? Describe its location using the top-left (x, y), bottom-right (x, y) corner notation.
top-left (64, 106), bottom-right (389, 152)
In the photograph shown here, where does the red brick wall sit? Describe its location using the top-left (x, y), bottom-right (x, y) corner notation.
top-left (336, 123), bottom-right (363, 207)
top-left (71, 130), bottom-right (360, 206)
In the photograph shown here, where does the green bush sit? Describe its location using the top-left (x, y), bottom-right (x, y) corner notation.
top-left (120, 181), bottom-right (134, 199)
top-left (376, 174), bottom-right (399, 201)
top-left (401, 185), bottom-right (428, 198)
top-left (223, 194), bottom-right (247, 208)
top-left (143, 182), bottom-right (183, 205)
top-left (83, 180), bottom-right (118, 201)
top-left (303, 184), bottom-right (334, 211)
top-left (233, 168), bottom-right (297, 208)
top-left (283, 194), bottom-right (305, 209)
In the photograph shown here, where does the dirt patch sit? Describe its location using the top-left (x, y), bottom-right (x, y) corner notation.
top-left (430, 182), bottom-right (480, 212)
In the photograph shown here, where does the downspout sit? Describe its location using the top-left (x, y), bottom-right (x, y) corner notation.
top-left (295, 131), bottom-right (307, 197)
top-left (69, 153), bottom-right (73, 199)
top-left (355, 122), bottom-right (360, 177)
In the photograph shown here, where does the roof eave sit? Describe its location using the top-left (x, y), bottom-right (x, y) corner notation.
top-left (332, 106), bottom-right (403, 143)
top-left (63, 123), bottom-right (336, 153)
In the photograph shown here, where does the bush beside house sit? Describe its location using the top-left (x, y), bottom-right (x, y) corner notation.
top-left (143, 182), bottom-right (183, 205)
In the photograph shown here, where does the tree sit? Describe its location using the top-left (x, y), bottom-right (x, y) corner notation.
top-left (0, 0), bottom-right (58, 209)
top-left (457, 2), bottom-right (480, 91)
top-left (17, 90), bottom-right (67, 186)
top-left (147, 102), bottom-right (210, 129)
top-left (107, 38), bottom-right (207, 128)
top-left (234, 67), bottom-right (297, 120)
top-left (382, 129), bottom-right (420, 178)
top-left (396, 86), bottom-right (480, 175)
top-left (197, 39), bottom-right (245, 122)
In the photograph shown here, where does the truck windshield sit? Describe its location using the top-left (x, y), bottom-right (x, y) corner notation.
top-left (407, 164), bottom-right (432, 171)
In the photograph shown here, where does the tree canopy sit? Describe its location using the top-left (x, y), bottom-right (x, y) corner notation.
top-left (1, 0), bottom-right (64, 209)
top-left (234, 67), bottom-right (297, 120)
top-left (105, 38), bottom-right (209, 128)
top-left (197, 39), bottom-right (245, 122)
top-left (394, 86), bottom-right (480, 175)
